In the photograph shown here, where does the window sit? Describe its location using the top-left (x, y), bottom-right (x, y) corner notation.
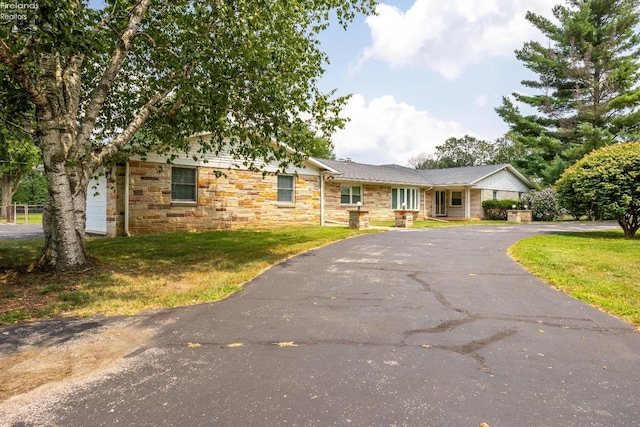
top-left (451, 191), bottom-right (462, 206)
top-left (391, 188), bottom-right (420, 210)
top-left (277, 175), bottom-right (294, 203)
top-left (493, 190), bottom-right (498, 200)
top-left (340, 185), bottom-right (362, 204)
top-left (171, 167), bottom-right (196, 201)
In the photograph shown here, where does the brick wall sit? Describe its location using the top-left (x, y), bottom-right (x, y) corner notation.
top-left (108, 161), bottom-right (321, 236)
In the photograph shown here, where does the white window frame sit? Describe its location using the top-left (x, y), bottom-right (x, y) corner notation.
top-left (450, 190), bottom-right (463, 207)
top-left (277, 175), bottom-right (295, 204)
top-left (340, 185), bottom-right (362, 205)
top-left (392, 187), bottom-right (420, 210)
top-left (171, 166), bottom-right (197, 202)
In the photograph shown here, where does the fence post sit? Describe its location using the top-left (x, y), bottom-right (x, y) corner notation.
top-left (25, 204), bottom-right (29, 224)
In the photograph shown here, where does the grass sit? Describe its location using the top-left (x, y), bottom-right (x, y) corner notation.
top-left (0, 226), bottom-right (378, 324)
top-left (0, 213), bottom-right (43, 225)
top-left (510, 230), bottom-right (640, 326)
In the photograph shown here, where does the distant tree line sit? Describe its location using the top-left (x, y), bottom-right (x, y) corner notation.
top-left (408, 134), bottom-right (524, 170)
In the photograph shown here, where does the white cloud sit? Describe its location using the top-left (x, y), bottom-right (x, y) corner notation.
top-left (361, 0), bottom-right (558, 79)
top-left (475, 94), bottom-right (489, 107)
top-left (331, 94), bottom-right (463, 165)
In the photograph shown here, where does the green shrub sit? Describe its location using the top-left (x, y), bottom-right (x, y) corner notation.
top-left (556, 142), bottom-right (640, 238)
top-left (520, 188), bottom-right (562, 221)
top-left (482, 199), bottom-right (520, 220)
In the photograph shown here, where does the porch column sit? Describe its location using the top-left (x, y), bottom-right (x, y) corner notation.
top-left (320, 172), bottom-right (326, 226)
top-left (465, 186), bottom-right (471, 219)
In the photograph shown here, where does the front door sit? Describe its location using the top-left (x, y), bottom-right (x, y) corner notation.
top-left (435, 191), bottom-right (446, 216)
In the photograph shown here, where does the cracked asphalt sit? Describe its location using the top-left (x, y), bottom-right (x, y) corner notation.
top-left (2, 223), bottom-right (640, 426)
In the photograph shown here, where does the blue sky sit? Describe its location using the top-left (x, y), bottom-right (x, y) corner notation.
top-left (318, 0), bottom-right (559, 165)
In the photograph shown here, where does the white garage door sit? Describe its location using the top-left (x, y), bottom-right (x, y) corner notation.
top-left (86, 174), bottom-right (107, 235)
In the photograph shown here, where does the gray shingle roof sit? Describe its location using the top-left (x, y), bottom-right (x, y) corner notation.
top-left (319, 159), bottom-right (427, 185)
top-left (316, 159), bottom-right (534, 189)
top-left (416, 164), bottom-right (515, 185)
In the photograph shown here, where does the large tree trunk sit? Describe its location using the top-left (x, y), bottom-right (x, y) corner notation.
top-left (36, 120), bottom-right (91, 272)
top-left (29, 51), bottom-right (95, 272)
top-left (1, 166), bottom-right (25, 220)
top-left (0, 173), bottom-right (16, 220)
top-left (38, 175), bottom-right (89, 271)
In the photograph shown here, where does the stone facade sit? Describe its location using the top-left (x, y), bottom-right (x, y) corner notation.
top-left (106, 161), bottom-right (321, 236)
top-left (430, 189), bottom-right (482, 219)
top-left (323, 180), bottom-right (428, 224)
top-left (96, 155), bottom-right (534, 236)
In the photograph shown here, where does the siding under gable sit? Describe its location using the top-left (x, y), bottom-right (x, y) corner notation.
top-left (132, 136), bottom-right (321, 176)
top-left (474, 170), bottom-right (532, 193)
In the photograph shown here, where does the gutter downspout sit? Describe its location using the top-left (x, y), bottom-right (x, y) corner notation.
top-left (320, 172), bottom-right (326, 226)
top-left (125, 162), bottom-right (131, 236)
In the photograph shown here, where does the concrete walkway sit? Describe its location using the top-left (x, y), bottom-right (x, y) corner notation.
top-left (1, 223), bottom-right (639, 426)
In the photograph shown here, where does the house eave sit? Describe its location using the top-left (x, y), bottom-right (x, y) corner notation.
top-left (331, 177), bottom-right (432, 187)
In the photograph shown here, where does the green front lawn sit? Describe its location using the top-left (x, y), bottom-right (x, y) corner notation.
top-left (510, 230), bottom-right (640, 326)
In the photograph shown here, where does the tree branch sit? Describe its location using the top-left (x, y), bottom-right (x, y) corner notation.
top-left (82, 84), bottom-right (176, 186)
top-left (15, 34), bottom-right (35, 62)
top-left (0, 39), bottom-right (46, 107)
top-left (75, 0), bottom-right (153, 149)
top-left (0, 116), bottom-right (34, 136)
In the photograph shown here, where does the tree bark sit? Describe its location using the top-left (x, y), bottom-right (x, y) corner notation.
top-left (1, 173), bottom-right (17, 219)
top-left (37, 144), bottom-right (90, 271)
top-left (35, 110), bottom-right (92, 271)
top-left (618, 212), bottom-right (639, 239)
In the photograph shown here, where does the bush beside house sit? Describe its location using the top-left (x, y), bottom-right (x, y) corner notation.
top-left (482, 199), bottom-right (520, 220)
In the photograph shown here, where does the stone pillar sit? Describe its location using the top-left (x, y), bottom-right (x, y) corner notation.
top-left (348, 208), bottom-right (369, 230)
top-left (507, 210), bottom-right (532, 224)
top-left (394, 210), bottom-right (417, 227)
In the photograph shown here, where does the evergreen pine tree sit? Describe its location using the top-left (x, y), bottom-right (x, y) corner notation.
top-left (496, 0), bottom-right (640, 185)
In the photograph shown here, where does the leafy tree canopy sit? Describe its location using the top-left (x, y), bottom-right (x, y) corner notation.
top-left (556, 142), bottom-right (640, 237)
top-left (13, 171), bottom-right (48, 205)
top-left (496, 0), bottom-right (640, 185)
top-left (409, 134), bottom-right (524, 170)
top-left (0, 0), bottom-right (375, 271)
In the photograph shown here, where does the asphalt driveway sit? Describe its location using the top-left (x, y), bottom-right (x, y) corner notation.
top-left (0, 223), bottom-right (43, 239)
top-left (1, 223), bottom-right (639, 426)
